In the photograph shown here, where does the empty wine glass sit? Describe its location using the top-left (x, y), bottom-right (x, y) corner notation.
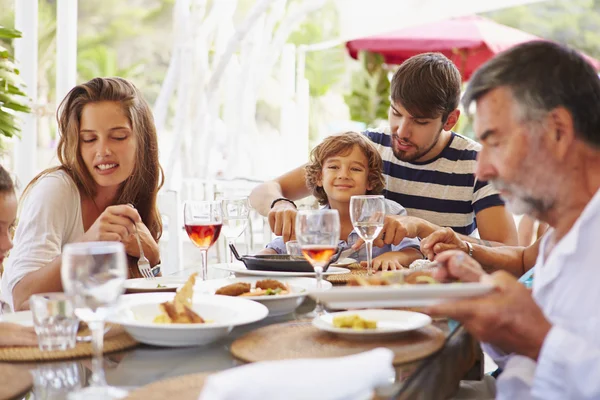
top-left (221, 197), bottom-right (250, 271)
top-left (60, 241), bottom-right (128, 400)
top-left (295, 209), bottom-right (340, 315)
top-left (350, 195), bottom-right (386, 276)
top-left (184, 201), bottom-right (223, 281)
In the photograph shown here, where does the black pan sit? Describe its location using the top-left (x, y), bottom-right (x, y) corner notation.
top-left (229, 244), bottom-right (342, 273)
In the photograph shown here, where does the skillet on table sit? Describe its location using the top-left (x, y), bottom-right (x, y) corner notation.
top-left (229, 244), bottom-right (342, 273)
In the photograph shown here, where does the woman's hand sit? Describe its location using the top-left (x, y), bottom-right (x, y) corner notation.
top-left (0, 322), bottom-right (37, 347)
top-left (81, 205), bottom-right (141, 243)
top-left (122, 221), bottom-right (160, 266)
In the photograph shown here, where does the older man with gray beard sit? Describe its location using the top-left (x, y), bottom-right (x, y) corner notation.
top-left (422, 41), bottom-right (600, 399)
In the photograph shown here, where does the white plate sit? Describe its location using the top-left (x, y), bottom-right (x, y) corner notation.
top-left (213, 263), bottom-right (351, 277)
top-left (330, 257), bottom-right (357, 267)
top-left (124, 277), bottom-right (187, 293)
top-left (108, 293), bottom-right (268, 347)
top-left (310, 282), bottom-right (495, 308)
top-left (0, 310), bottom-right (33, 326)
top-left (194, 277), bottom-right (332, 317)
top-left (313, 309), bottom-right (431, 340)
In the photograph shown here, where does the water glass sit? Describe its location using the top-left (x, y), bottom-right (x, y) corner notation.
top-left (285, 240), bottom-right (303, 259)
top-left (30, 293), bottom-right (78, 351)
top-left (350, 195), bottom-right (386, 276)
top-left (32, 361), bottom-right (83, 399)
top-left (221, 197), bottom-right (250, 277)
top-left (61, 241), bottom-right (128, 400)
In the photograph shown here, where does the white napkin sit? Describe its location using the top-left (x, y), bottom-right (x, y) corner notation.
top-left (198, 348), bottom-right (395, 400)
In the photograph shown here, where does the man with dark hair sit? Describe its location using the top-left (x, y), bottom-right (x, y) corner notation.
top-left (250, 52), bottom-right (517, 259)
top-left (426, 41), bottom-right (600, 398)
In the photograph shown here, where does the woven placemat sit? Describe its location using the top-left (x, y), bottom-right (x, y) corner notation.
top-left (0, 363), bottom-right (33, 399)
top-left (326, 266), bottom-right (367, 285)
top-left (231, 321), bottom-right (445, 366)
top-left (0, 324), bottom-right (138, 362)
top-left (125, 372), bottom-right (210, 400)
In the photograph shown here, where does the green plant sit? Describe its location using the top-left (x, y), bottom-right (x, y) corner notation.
top-left (0, 26), bottom-right (31, 140)
top-left (344, 51), bottom-right (390, 128)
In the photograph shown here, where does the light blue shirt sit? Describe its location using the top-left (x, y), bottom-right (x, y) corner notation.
top-left (265, 199), bottom-right (421, 262)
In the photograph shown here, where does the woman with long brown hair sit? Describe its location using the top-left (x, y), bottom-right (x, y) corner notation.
top-left (1, 77), bottom-right (164, 311)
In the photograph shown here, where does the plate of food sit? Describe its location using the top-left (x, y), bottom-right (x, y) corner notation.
top-left (195, 277), bottom-right (333, 317)
top-left (213, 263), bottom-right (351, 278)
top-left (309, 270), bottom-right (495, 308)
top-left (109, 274), bottom-right (269, 347)
top-left (124, 277), bottom-right (188, 293)
top-left (312, 309), bottom-right (432, 340)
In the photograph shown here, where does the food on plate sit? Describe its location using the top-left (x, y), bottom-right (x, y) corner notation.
top-left (216, 279), bottom-right (291, 297)
top-left (153, 273), bottom-right (206, 324)
top-left (255, 279), bottom-right (287, 291)
top-left (408, 259), bottom-right (438, 271)
top-left (333, 314), bottom-right (377, 330)
top-left (157, 284), bottom-right (167, 288)
top-left (215, 282), bottom-right (251, 296)
top-left (404, 271), bottom-right (439, 284)
top-left (347, 270), bottom-right (440, 286)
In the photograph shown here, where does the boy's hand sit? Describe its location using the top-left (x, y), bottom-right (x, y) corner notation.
top-left (360, 252), bottom-right (406, 271)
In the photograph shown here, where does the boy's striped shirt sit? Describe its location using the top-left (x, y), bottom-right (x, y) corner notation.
top-left (365, 129), bottom-right (504, 235)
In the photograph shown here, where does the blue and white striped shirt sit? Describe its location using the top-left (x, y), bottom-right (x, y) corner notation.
top-left (365, 129), bottom-right (504, 235)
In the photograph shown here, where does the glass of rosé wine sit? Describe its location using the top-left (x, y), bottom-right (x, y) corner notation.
top-left (295, 209), bottom-right (340, 315)
top-left (184, 200), bottom-right (223, 280)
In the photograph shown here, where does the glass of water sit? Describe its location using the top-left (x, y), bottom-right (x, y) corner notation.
top-left (221, 197), bottom-right (250, 272)
top-left (30, 293), bottom-right (79, 351)
top-left (61, 241), bottom-right (127, 399)
top-left (350, 195), bottom-right (386, 276)
top-left (32, 361), bottom-right (84, 399)
top-left (285, 240), bottom-right (303, 259)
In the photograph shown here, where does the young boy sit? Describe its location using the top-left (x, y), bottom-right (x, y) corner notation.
top-left (259, 132), bottom-right (422, 271)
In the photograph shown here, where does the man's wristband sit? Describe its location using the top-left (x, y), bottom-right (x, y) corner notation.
top-left (270, 198), bottom-right (297, 209)
top-left (464, 241), bottom-right (474, 257)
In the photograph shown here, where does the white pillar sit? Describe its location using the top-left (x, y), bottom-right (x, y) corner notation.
top-left (13, 0), bottom-right (39, 191)
top-left (56, 0), bottom-right (78, 106)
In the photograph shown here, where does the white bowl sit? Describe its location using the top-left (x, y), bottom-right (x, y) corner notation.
top-left (194, 277), bottom-right (332, 317)
top-left (108, 293), bottom-right (268, 347)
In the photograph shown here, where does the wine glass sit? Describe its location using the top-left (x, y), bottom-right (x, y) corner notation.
top-left (60, 241), bottom-right (128, 400)
top-left (184, 201), bottom-right (223, 281)
top-left (221, 197), bottom-right (250, 273)
top-left (295, 209), bottom-right (340, 315)
top-left (350, 195), bottom-right (386, 276)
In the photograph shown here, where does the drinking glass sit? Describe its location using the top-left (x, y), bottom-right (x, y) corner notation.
top-left (32, 361), bottom-right (84, 400)
top-left (30, 293), bottom-right (79, 351)
top-left (221, 197), bottom-right (250, 270)
top-left (295, 210), bottom-right (340, 314)
top-left (350, 195), bottom-right (386, 276)
top-left (285, 240), bottom-right (303, 259)
top-left (184, 201), bottom-right (223, 281)
top-left (61, 241), bottom-right (128, 399)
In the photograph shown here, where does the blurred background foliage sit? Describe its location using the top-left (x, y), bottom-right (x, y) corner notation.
top-left (1, 0), bottom-right (599, 144)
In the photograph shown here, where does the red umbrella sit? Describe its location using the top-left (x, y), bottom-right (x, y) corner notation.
top-left (346, 15), bottom-right (600, 81)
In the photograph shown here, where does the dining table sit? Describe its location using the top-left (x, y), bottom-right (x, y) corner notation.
top-left (8, 264), bottom-right (484, 400)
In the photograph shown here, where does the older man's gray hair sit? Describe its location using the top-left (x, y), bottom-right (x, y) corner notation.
top-left (462, 40), bottom-right (600, 148)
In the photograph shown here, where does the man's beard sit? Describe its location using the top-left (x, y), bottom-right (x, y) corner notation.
top-left (391, 128), bottom-right (442, 162)
top-left (491, 179), bottom-right (553, 217)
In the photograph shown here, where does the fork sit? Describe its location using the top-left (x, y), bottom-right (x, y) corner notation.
top-left (339, 242), bottom-right (366, 260)
top-left (133, 223), bottom-right (154, 280)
